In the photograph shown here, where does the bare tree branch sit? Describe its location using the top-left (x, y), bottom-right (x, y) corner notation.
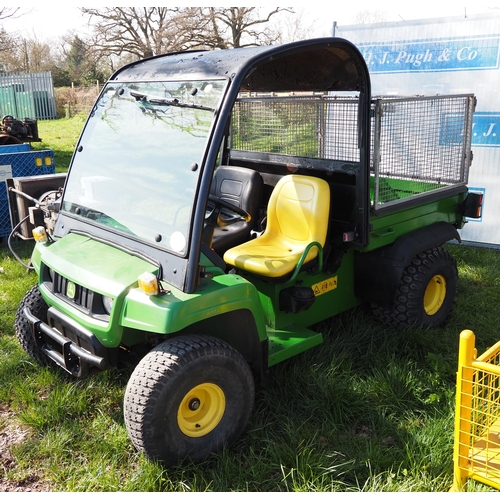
top-left (80, 6), bottom-right (295, 63)
top-left (354, 10), bottom-right (389, 24)
top-left (196, 7), bottom-right (294, 49)
top-left (0, 8), bottom-right (21, 21)
top-left (81, 7), bottom-right (186, 60)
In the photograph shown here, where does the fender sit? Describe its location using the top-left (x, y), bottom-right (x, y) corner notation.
top-left (179, 308), bottom-right (270, 388)
top-left (354, 221), bottom-right (461, 306)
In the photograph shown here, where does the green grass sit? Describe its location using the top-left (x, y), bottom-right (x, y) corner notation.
top-left (31, 116), bottom-right (87, 172)
top-left (2, 241), bottom-right (499, 492)
top-left (1, 119), bottom-right (499, 491)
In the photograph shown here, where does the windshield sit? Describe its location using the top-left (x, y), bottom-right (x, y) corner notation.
top-left (61, 79), bottom-right (226, 255)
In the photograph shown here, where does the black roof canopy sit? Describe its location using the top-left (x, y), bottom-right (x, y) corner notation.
top-left (111, 37), bottom-right (370, 94)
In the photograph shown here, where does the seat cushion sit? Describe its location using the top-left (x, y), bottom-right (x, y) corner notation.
top-left (223, 175), bottom-right (330, 277)
top-left (223, 236), bottom-right (320, 277)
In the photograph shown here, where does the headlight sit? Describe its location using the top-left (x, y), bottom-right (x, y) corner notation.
top-left (102, 296), bottom-right (114, 315)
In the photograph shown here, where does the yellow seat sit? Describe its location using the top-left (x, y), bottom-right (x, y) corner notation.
top-left (223, 174), bottom-right (330, 278)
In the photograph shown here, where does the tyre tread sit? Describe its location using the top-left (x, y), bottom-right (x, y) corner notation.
top-left (15, 285), bottom-right (50, 365)
top-left (124, 334), bottom-right (254, 463)
top-left (371, 246), bottom-right (458, 329)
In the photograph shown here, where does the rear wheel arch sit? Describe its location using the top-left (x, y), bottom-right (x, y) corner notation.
top-left (354, 221), bottom-right (460, 306)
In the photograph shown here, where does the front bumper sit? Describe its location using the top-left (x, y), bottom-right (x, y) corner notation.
top-left (24, 305), bottom-right (113, 377)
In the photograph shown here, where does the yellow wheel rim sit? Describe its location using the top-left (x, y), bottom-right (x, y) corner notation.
top-left (177, 383), bottom-right (226, 437)
top-left (424, 274), bottom-right (447, 316)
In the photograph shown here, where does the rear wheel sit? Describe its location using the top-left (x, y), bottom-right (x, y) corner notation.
top-left (372, 246), bottom-right (458, 329)
top-left (124, 334), bottom-right (255, 465)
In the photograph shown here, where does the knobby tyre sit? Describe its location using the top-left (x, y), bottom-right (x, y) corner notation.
top-left (15, 284), bottom-right (52, 365)
top-left (371, 246), bottom-right (458, 329)
top-left (123, 333), bottom-right (255, 465)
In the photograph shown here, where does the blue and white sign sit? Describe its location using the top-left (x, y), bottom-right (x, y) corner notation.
top-left (472, 113), bottom-right (500, 147)
top-left (438, 112), bottom-right (500, 147)
top-left (337, 13), bottom-right (500, 246)
top-left (358, 36), bottom-right (500, 73)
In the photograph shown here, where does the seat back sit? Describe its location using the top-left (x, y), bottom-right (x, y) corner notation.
top-left (266, 174), bottom-right (329, 249)
top-left (223, 174), bottom-right (330, 277)
top-left (209, 166), bottom-right (263, 254)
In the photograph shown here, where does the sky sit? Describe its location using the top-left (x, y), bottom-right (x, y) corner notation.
top-left (3, 1), bottom-right (499, 41)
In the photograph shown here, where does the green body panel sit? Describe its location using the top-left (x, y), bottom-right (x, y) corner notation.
top-left (32, 233), bottom-right (157, 297)
top-left (267, 324), bottom-right (324, 367)
top-left (120, 273), bottom-right (267, 342)
top-left (243, 249), bottom-right (361, 331)
top-left (32, 234), bottom-right (157, 348)
top-left (31, 233), bottom-right (268, 349)
top-left (372, 176), bottom-right (453, 203)
top-left (366, 192), bottom-right (466, 252)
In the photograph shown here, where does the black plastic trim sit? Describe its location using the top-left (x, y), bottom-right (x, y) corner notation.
top-left (354, 221), bottom-right (461, 305)
top-left (23, 305), bottom-right (110, 377)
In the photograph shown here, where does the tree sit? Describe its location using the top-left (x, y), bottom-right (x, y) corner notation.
top-left (0, 8), bottom-right (107, 84)
top-left (81, 7), bottom-right (294, 62)
top-left (0, 26), bottom-right (18, 62)
top-left (0, 34), bottom-right (57, 73)
top-left (63, 35), bottom-right (103, 84)
top-left (0, 8), bottom-right (21, 61)
top-left (193, 7), bottom-right (294, 49)
top-left (273, 7), bottom-right (321, 43)
top-left (81, 7), bottom-right (182, 60)
top-left (51, 66), bottom-right (72, 87)
top-left (0, 9), bottom-right (61, 73)
top-left (66, 36), bottom-right (86, 78)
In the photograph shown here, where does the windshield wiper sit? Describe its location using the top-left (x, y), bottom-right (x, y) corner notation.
top-left (72, 206), bottom-right (135, 236)
top-left (130, 91), bottom-right (215, 112)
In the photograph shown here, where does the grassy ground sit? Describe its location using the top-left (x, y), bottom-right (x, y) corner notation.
top-left (1, 118), bottom-right (499, 492)
top-left (31, 115), bottom-right (87, 172)
top-left (1, 241), bottom-right (498, 492)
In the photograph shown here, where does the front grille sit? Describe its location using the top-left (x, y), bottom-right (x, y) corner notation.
top-left (42, 264), bottom-right (110, 320)
top-left (53, 273), bottom-right (93, 311)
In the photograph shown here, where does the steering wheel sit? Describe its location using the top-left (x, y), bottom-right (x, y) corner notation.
top-left (206, 194), bottom-right (251, 224)
top-left (203, 195), bottom-right (252, 249)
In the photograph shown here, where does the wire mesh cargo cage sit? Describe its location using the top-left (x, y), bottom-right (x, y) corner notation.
top-left (371, 94), bottom-right (475, 214)
top-left (451, 329), bottom-right (500, 491)
top-left (231, 93), bottom-right (475, 213)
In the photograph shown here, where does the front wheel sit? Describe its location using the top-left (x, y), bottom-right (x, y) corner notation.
top-left (15, 285), bottom-right (52, 365)
top-left (372, 246), bottom-right (458, 329)
top-left (123, 334), bottom-right (255, 465)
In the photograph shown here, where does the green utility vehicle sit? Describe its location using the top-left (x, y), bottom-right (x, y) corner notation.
top-left (11, 38), bottom-right (481, 465)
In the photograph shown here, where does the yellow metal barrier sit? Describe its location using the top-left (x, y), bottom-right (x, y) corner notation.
top-left (451, 330), bottom-right (500, 491)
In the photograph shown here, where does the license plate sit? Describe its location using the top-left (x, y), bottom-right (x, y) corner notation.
top-left (312, 276), bottom-right (337, 297)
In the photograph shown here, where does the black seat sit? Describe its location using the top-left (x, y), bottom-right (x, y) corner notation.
top-left (209, 165), bottom-right (263, 255)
